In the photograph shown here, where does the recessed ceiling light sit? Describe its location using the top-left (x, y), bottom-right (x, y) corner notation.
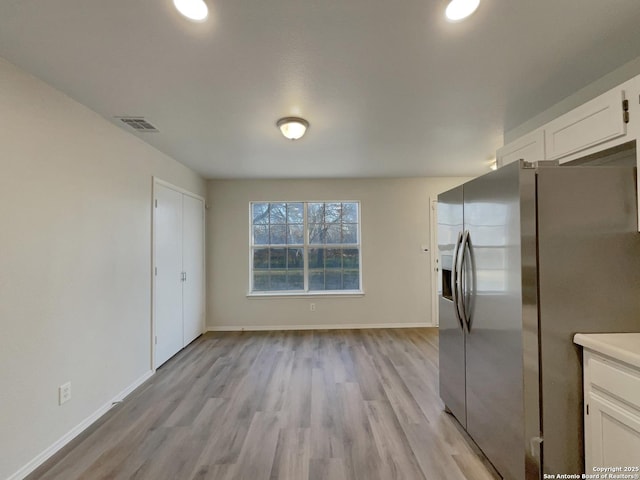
top-left (173, 0), bottom-right (208, 22)
top-left (277, 117), bottom-right (309, 140)
top-left (445, 0), bottom-right (480, 22)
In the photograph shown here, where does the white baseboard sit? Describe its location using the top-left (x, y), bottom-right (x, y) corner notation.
top-left (8, 370), bottom-right (154, 480)
top-left (207, 322), bottom-right (435, 332)
top-left (112, 370), bottom-right (154, 402)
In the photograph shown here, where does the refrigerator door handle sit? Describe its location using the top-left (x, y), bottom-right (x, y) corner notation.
top-left (458, 229), bottom-right (471, 333)
top-left (451, 231), bottom-right (465, 332)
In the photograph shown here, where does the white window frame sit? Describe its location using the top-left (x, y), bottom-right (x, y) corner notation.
top-left (247, 201), bottom-right (364, 297)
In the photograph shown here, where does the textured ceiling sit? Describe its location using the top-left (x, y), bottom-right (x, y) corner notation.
top-left (1, 0), bottom-right (640, 178)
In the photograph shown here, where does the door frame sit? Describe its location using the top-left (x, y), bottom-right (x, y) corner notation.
top-left (151, 177), bottom-right (206, 370)
top-left (430, 197), bottom-right (439, 326)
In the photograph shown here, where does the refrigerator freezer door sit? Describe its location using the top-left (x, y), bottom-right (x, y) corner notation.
top-left (438, 186), bottom-right (466, 428)
top-left (463, 163), bottom-right (530, 480)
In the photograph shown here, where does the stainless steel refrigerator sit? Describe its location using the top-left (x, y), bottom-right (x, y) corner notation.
top-left (438, 159), bottom-right (640, 479)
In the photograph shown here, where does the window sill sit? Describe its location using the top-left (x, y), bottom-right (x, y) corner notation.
top-left (247, 291), bottom-right (365, 299)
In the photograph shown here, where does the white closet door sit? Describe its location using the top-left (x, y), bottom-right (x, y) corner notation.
top-left (182, 195), bottom-right (205, 345)
top-left (154, 184), bottom-right (184, 367)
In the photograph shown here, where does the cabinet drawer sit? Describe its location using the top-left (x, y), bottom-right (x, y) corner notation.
top-left (590, 355), bottom-right (640, 410)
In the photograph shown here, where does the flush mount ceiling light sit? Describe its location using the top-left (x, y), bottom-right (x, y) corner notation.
top-left (276, 117), bottom-right (309, 140)
top-left (173, 0), bottom-right (208, 21)
top-left (445, 0), bottom-right (480, 22)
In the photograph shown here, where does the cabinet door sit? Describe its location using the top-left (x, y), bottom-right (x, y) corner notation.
top-left (587, 391), bottom-right (640, 470)
top-left (155, 184), bottom-right (184, 367)
top-left (496, 130), bottom-right (545, 167)
top-left (544, 88), bottom-right (627, 161)
top-left (182, 195), bottom-right (205, 346)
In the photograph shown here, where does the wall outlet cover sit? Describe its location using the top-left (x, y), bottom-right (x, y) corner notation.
top-left (59, 382), bottom-right (71, 405)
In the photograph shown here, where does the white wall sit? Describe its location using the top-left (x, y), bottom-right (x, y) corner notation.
top-left (0, 57), bottom-right (206, 480)
top-left (206, 177), bottom-right (468, 330)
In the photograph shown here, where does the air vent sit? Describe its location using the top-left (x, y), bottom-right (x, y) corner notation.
top-left (116, 117), bottom-right (159, 132)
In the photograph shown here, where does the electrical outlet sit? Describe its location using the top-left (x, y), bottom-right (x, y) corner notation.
top-left (59, 382), bottom-right (71, 405)
top-left (310, 303), bottom-right (316, 312)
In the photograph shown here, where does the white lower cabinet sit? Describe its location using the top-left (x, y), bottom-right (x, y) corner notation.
top-left (587, 390), bottom-right (640, 469)
top-left (575, 334), bottom-right (640, 473)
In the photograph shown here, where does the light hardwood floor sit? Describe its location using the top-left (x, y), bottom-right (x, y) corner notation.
top-left (28, 328), bottom-right (498, 480)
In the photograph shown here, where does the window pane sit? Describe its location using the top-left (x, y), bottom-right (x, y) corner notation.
top-left (344, 271), bottom-right (360, 290)
top-left (307, 247), bottom-right (361, 292)
top-left (287, 248), bottom-right (304, 269)
top-left (270, 248), bottom-right (286, 268)
top-left (253, 271), bottom-right (269, 290)
top-left (287, 271), bottom-right (304, 290)
top-left (307, 203), bottom-right (324, 223)
top-left (288, 225), bottom-right (303, 244)
top-left (253, 225), bottom-right (269, 244)
top-left (270, 203), bottom-right (287, 224)
top-left (325, 248), bottom-right (342, 268)
top-left (342, 224), bottom-right (358, 244)
top-left (324, 203), bottom-right (341, 223)
top-left (287, 203), bottom-right (303, 224)
top-left (253, 248), bottom-right (269, 269)
top-left (270, 270), bottom-right (288, 290)
top-left (252, 203), bottom-right (269, 224)
top-left (325, 270), bottom-right (342, 290)
top-left (343, 249), bottom-right (359, 268)
top-left (325, 224), bottom-right (341, 244)
top-left (309, 271), bottom-right (324, 290)
top-left (270, 225), bottom-right (287, 244)
top-left (308, 248), bottom-right (324, 269)
top-left (342, 203), bottom-right (358, 223)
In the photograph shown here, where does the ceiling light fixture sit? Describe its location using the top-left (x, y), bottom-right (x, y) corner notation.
top-left (445, 0), bottom-right (480, 22)
top-left (173, 0), bottom-right (208, 22)
top-left (276, 117), bottom-right (309, 140)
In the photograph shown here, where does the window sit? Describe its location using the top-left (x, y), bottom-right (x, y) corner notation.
top-left (250, 201), bottom-right (361, 294)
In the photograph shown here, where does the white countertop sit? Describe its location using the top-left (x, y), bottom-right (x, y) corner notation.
top-left (574, 333), bottom-right (640, 369)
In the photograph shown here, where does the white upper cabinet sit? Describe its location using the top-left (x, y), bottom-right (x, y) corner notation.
top-left (496, 129), bottom-right (545, 167)
top-left (497, 73), bottom-right (640, 230)
top-left (544, 87), bottom-right (628, 161)
top-left (498, 74), bottom-right (638, 168)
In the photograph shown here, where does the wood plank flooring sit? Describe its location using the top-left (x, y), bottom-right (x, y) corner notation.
top-left (28, 329), bottom-right (498, 480)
